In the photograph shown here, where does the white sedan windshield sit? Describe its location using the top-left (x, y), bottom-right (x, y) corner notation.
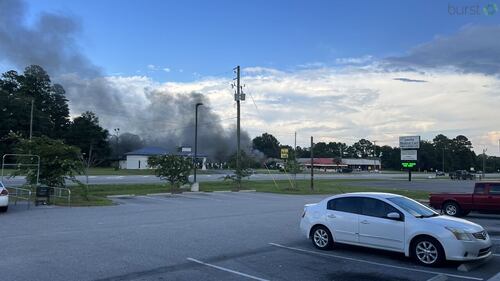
top-left (388, 196), bottom-right (438, 218)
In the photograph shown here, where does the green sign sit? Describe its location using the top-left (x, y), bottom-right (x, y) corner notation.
top-left (402, 162), bottom-right (416, 168)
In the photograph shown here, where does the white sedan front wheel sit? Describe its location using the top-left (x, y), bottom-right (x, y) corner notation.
top-left (412, 237), bottom-right (444, 266)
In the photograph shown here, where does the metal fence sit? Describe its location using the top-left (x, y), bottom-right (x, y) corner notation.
top-left (51, 187), bottom-right (71, 207)
top-left (6, 186), bottom-right (32, 209)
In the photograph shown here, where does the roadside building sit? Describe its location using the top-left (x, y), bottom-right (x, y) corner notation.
top-left (342, 158), bottom-right (381, 171)
top-left (124, 146), bottom-right (207, 169)
top-left (298, 157), bottom-right (381, 172)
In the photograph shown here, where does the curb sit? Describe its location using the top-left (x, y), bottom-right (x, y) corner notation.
top-left (107, 194), bottom-right (136, 198)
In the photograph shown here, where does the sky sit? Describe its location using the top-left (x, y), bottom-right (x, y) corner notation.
top-left (1, 0), bottom-right (500, 155)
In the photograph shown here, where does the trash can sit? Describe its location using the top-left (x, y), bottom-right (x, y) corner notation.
top-left (35, 185), bottom-right (52, 206)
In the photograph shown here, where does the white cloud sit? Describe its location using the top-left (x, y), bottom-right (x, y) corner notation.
top-left (92, 64), bottom-right (500, 156)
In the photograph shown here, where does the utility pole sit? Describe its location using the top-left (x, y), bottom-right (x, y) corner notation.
top-left (442, 147), bottom-right (445, 173)
top-left (233, 66), bottom-right (244, 189)
top-left (294, 131), bottom-right (297, 188)
top-left (310, 136), bottom-right (314, 191)
top-left (29, 99), bottom-right (34, 140)
top-left (194, 103), bottom-right (203, 183)
top-left (373, 140), bottom-right (378, 171)
top-left (483, 148), bottom-right (487, 176)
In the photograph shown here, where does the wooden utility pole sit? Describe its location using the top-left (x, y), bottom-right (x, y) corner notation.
top-left (233, 66), bottom-right (244, 189)
top-left (310, 136), bottom-right (314, 191)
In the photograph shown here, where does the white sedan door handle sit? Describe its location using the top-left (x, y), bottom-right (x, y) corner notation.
top-left (360, 220), bottom-right (369, 224)
top-left (327, 214), bottom-right (336, 218)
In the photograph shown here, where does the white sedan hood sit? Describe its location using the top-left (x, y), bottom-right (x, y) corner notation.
top-left (425, 215), bottom-right (484, 233)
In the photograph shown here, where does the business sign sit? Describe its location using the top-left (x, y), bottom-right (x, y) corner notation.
top-left (401, 150), bottom-right (418, 161)
top-left (280, 148), bottom-right (289, 159)
top-left (399, 136), bottom-right (420, 149)
top-left (402, 162), bottom-right (417, 168)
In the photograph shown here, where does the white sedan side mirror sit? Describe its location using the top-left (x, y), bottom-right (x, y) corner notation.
top-left (387, 212), bottom-right (401, 220)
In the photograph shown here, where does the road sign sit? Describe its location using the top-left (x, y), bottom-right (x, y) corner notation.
top-left (401, 150), bottom-right (418, 161)
top-left (402, 162), bottom-right (416, 168)
top-left (399, 136), bottom-right (420, 149)
top-left (280, 148), bottom-right (289, 159)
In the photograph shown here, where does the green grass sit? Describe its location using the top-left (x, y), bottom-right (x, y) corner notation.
top-left (200, 179), bottom-right (429, 200)
top-left (13, 179), bottom-right (429, 207)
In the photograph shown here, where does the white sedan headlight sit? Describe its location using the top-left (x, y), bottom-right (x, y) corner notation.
top-left (445, 227), bottom-right (474, 240)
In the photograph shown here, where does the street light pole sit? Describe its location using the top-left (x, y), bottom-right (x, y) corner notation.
top-left (194, 103), bottom-right (203, 183)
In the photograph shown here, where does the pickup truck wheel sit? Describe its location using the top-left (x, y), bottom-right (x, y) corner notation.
top-left (443, 201), bottom-right (461, 217)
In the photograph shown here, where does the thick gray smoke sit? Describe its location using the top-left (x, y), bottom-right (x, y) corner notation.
top-left (0, 0), bottom-right (249, 160)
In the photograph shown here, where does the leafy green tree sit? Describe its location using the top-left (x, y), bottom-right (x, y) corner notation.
top-left (252, 133), bottom-right (280, 158)
top-left (14, 136), bottom-right (84, 187)
top-left (379, 145), bottom-right (400, 170)
top-left (65, 111), bottom-right (110, 166)
top-left (0, 65), bottom-right (71, 157)
top-left (352, 139), bottom-right (374, 158)
top-left (148, 155), bottom-right (193, 192)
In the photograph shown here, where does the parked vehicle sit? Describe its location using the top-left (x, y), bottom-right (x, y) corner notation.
top-left (429, 182), bottom-right (500, 217)
top-left (0, 181), bottom-right (9, 212)
top-left (300, 192), bottom-right (492, 266)
top-left (435, 170), bottom-right (445, 176)
top-left (449, 170), bottom-right (474, 180)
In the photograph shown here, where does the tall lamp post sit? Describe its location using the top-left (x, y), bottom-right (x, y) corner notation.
top-left (194, 103), bottom-right (203, 183)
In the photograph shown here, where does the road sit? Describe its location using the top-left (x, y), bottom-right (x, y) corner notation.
top-left (1, 192), bottom-right (499, 281)
top-left (3, 172), bottom-right (499, 188)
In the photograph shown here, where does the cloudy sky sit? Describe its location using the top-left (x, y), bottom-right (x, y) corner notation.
top-left (1, 0), bottom-right (500, 155)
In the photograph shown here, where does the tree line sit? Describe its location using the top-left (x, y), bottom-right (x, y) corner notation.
top-left (251, 133), bottom-right (500, 172)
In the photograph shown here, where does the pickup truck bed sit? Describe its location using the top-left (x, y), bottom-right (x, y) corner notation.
top-left (429, 182), bottom-right (500, 217)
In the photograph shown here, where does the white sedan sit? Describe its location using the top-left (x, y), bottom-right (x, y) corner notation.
top-left (0, 181), bottom-right (8, 212)
top-left (300, 192), bottom-right (492, 266)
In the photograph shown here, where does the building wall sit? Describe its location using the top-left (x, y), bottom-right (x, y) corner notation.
top-left (126, 155), bottom-right (150, 169)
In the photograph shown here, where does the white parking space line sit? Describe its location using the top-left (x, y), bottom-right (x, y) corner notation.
top-left (187, 257), bottom-right (270, 281)
top-left (426, 274), bottom-right (448, 281)
top-left (269, 243), bottom-right (483, 281)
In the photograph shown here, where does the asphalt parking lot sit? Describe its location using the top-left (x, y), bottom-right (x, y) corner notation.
top-left (1, 192), bottom-right (499, 281)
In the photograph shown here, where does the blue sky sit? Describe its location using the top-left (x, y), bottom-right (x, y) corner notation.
top-left (1, 0), bottom-right (500, 154)
top-left (24, 0), bottom-right (500, 81)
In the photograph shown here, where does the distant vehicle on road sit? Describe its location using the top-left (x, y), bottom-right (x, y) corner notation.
top-left (0, 181), bottom-right (9, 212)
top-left (300, 192), bottom-right (492, 266)
top-left (429, 182), bottom-right (500, 217)
top-left (449, 170), bottom-right (474, 180)
top-left (435, 170), bottom-right (445, 176)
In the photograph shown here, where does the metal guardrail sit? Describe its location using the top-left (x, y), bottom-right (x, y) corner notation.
top-left (51, 187), bottom-right (71, 207)
top-left (6, 186), bottom-right (32, 209)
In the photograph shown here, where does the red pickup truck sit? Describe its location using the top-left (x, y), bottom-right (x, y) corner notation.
top-left (429, 182), bottom-right (500, 217)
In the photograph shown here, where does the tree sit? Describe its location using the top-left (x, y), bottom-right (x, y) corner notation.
top-left (352, 139), bottom-right (374, 158)
top-left (148, 155), bottom-right (193, 192)
top-left (0, 65), bottom-right (71, 157)
top-left (252, 133), bottom-right (280, 158)
top-left (14, 136), bottom-right (84, 187)
top-left (65, 111), bottom-right (110, 166)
